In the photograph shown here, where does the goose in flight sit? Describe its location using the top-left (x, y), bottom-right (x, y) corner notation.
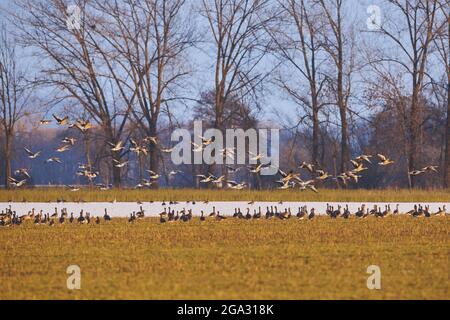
top-left (220, 148), bottom-right (235, 160)
top-left (45, 157), bottom-right (62, 164)
top-left (39, 119), bottom-right (52, 125)
top-left (409, 169), bottom-right (425, 176)
top-left (226, 165), bottom-right (244, 174)
top-left (53, 114), bottom-right (69, 125)
top-left (211, 175), bottom-right (225, 185)
top-left (377, 154), bottom-right (394, 166)
top-left (248, 164), bottom-right (264, 174)
top-left (299, 161), bottom-right (315, 173)
top-left (192, 142), bottom-right (204, 152)
top-left (109, 141), bottom-right (124, 152)
top-left (160, 147), bottom-right (175, 153)
top-left (354, 154), bottom-right (372, 164)
top-left (198, 135), bottom-right (214, 146)
top-left (131, 145), bottom-right (148, 156)
top-left (24, 147), bottom-right (41, 159)
top-left (8, 177), bottom-right (27, 188)
top-left (350, 160), bottom-right (367, 172)
top-left (196, 174), bottom-right (213, 183)
top-left (169, 170), bottom-right (183, 176)
top-left (56, 144), bottom-right (71, 153)
top-left (73, 120), bottom-right (92, 133)
top-left (315, 170), bottom-right (332, 180)
top-left (346, 171), bottom-right (362, 183)
top-left (113, 159), bottom-right (128, 168)
top-left (146, 170), bottom-right (160, 180)
top-left (14, 168), bottom-right (31, 179)
top-left (143, 136), bottom-right (158, 145)
top-left (248, 151), bottom-right (264, 161)
top-left (421, 165), bottom-right (438, 173)
top-left (278, 169), bottom-right (298, 183)
top-left (66, 185), bottom-right (80, 192)
top-left (62, 137), bottom-right (77, 145)
top-left (226, 180), bottom-right (247, 190)
top-left (276, 180), bottom-right (293, 189)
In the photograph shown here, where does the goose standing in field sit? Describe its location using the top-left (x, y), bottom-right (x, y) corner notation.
top-left (215, 211), bottom-right (226, 221)
top-left (423, 205), bottom-right (431, 218)
top-left (69, 212), bottom-right (74, 223)
top-left (363, 208), bottom-right (370, 218)
top-left (393, 204), bottom-right (400, 215)
top-left (95, 216), bottom-right (100, 224)
top-left (209, 206), bottom-right (216, 218)
top-left (78, 211), bottom-right (86, 224)
top-left (279, 208), bottom-right (290, 220)
top-left (308, 208), bottom-right (315, 220)
top-left (253, 207), bottom-right (262, 219)
top-left (103, 209), bottom-right (111, 221)
top-left (245, 208), bottom-right (252, 220)
top-left (326, 204), bottom-right (333, 217)
top-left (200, 211), bottom-right (206, 221)
top-left (128, 212), bottom-right (136, 223)
top-left (355, 206), bottom-right (364, 218)
top-left (265, 207), bottom-right (271, 219)
top-left (433, 206), bottom-right (446, 216)
top-left (159, 212), bottom-right (167, 223)
top-left (297, 206), bottom-right (307, 220)
top-left (342, 205), bottom-right (350, 219)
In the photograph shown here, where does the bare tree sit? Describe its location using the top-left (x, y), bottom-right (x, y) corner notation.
top-left (367, 0), bottom-right (446, 187)
top-left (432, 1), bottom-right (449, 187)
top-left (316, 0), bottom-right (355, 174)
top-left (0, 25), bottom-right (32, 188)
top-left (14, 0), bottom-right (139, 187)
top-left (268, 0), bottom-right (328, 166)
top-left (201, 0), bottom-right (273, 177)
top-left (92, 0), bottom-right (195, 187)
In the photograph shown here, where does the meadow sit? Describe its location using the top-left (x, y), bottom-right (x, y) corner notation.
top-left (0, 215), bottom-right (448, 299)
top-left (0, 187), bottom-right (449, 202)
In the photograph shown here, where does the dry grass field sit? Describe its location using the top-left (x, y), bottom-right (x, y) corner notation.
top-left (0, 215), bottom-right (448, 300)
top-left (0, 188), bottom-right (449, 202)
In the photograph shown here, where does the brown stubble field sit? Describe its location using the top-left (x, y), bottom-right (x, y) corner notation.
top-left (0, 215), bottom-right (448, 299)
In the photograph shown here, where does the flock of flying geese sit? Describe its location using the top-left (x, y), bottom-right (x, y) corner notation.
top-left (0, 202), bottom-right (447, 227)
top-left (7, 114), bottom-right (440, 191)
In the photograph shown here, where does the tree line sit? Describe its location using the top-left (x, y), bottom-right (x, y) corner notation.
top-left (0, 0), bottom-right (448, 189)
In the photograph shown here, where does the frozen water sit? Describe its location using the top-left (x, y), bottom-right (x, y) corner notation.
top-left (0, 201), bottom-right (448, 217)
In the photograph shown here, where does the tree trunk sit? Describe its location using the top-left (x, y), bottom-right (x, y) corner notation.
top-left (409, 85), bottom-right (420, 189)
top-left (445, 75), bottom-right (450, 188)
top-left (312, 106), bottom-right (319, 166)
top-left (149, 121), bottom-right (159, 189)
top-left (4, 133), bottom-right (12, 189)
top-left (111, 152), bottom-right (121, 188)
top-left (339, 104), bottom-right (350, 173)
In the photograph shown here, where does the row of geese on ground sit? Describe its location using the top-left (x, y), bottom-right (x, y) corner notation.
top-left (1, 204), bottom-right (447, 226)
top-left (158, 204), bottom-right (447, 223)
